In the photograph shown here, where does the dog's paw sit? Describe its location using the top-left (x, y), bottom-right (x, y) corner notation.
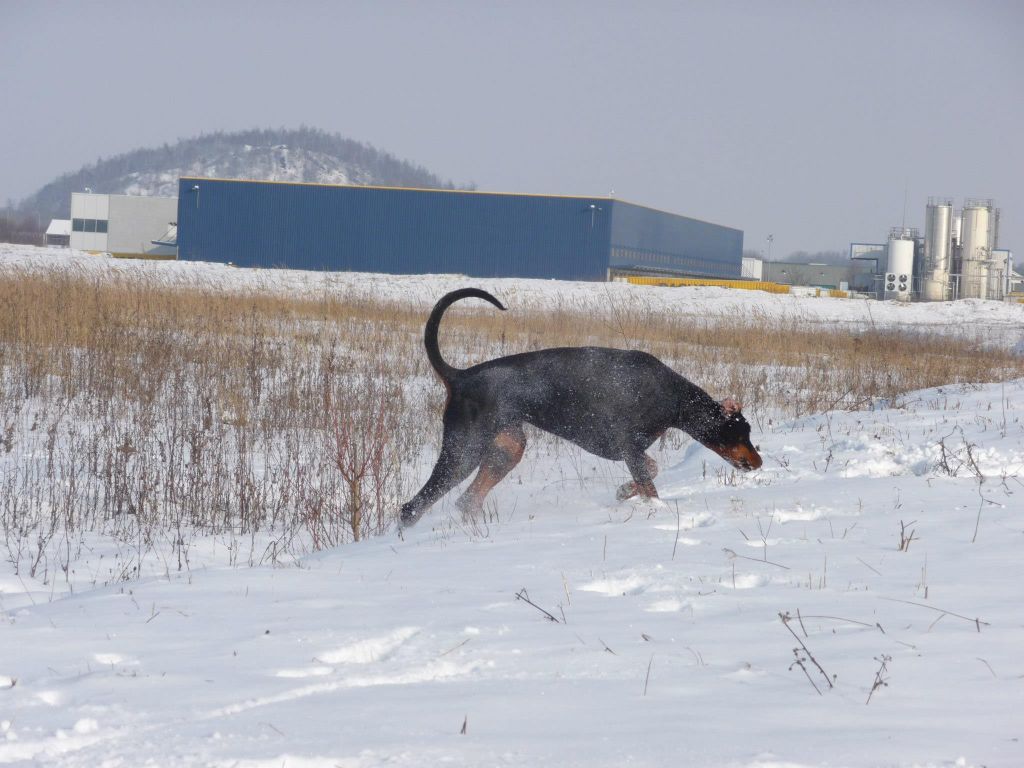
top-left (399, 504), bottom-right (420, 528)
top-left (615, 481), bottom-right (638, 502)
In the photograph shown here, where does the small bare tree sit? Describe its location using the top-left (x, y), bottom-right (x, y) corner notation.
top-left (331, 375), bottom-right (403, 543)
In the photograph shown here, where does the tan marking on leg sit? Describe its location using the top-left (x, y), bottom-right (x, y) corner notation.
top-left (457, 428), bottom-right (526, 516)
top-left (637, 480), bottom-right (658, 498)
top-left (645, 455), bottom-right (659, 479)
top-left (494, 430), bottom-right (525, 457)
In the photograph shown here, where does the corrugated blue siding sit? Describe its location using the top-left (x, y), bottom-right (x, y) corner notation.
top-left (176, 179), bottom-right (743, 281)
top-left (176, 179), bottom-right (612, 281)
top-left (608, 201), bottom-right (743, 279)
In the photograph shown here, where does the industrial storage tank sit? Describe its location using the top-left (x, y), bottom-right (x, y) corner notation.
top-left (960, 200), bottom-right (993, 299)
top-left (922, 198), bottom-right (953, 301)
top-left (884, 228), bottom-right (915, 302)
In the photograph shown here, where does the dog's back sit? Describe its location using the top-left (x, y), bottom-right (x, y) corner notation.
top-left (454, 347), bottom-right (683, 461)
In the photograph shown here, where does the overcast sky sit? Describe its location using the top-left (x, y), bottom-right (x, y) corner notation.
top-left (1, 0), bottom-right (1020, 257)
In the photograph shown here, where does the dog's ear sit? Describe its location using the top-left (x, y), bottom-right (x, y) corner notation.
top-left (721, 397), bottom-right (742, 416)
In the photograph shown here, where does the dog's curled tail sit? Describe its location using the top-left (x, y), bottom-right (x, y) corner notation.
top-left (425, 288), bottom-right (506, 383)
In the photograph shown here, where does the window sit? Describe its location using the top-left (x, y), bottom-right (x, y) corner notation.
top-left (72, 218), bottom-right (107, 233)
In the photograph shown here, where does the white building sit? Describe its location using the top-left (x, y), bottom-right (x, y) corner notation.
top-left (741, 256), bottom-right (763, 280)
top-left (45, 219), bottom-right (71, 247)
top-left (70, 192), bottom-right (177, 258)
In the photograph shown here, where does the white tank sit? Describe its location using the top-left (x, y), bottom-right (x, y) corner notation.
top-left (960, 201), bottom-right (993, 299)
top-left (885, 236), bottom-right (915, 302)
top-left (922, 199), bottom-right (953, 301)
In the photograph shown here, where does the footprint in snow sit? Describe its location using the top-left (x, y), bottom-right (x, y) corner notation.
top-left (274, 666), bottom-right (334, 679)
top-left (93, 652), bottom-right (136, 666)
top-left (579, 574), bottom-right (650, 597)
top-left (653, 511), bottom-right (715, 530)
top-left (725, 573), bottom-right (768, 590)
top-left (645, 598), bottom-right (686, 613)
top-left (316, 626), bottom-right (420, 665)
top-left (774, 506), bottom-right (823, 523)
top-left (744, 538), bottom-right (782, 548)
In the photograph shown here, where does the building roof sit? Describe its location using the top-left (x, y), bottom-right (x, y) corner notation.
top-left (179, 176), bottom-right (740, 232)
top-left (46, 219), bottom-right (71, 236)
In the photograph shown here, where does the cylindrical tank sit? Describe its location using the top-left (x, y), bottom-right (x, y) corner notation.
top-left (960, 201), bottom-right (993, 299)
top-left (922, 199), bottom-right (953, 301)
top-left (885, 235), bottom-right (915, 302)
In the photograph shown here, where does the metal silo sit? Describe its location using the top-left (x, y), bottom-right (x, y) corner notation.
top-left (884, 228), bottom-right (916, 302)
top-left (922, 198), bottom-right (953, 301)
top-left (960, 199), bottom-right (994, 299)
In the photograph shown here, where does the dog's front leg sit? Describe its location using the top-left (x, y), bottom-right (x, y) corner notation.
top-left (616, 453), bottom-right (659, 501)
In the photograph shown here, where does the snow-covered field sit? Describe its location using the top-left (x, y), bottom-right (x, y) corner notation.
top-left (1, 245), bottom-right (1023, 767)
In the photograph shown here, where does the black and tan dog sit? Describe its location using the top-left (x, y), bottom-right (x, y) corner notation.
top-left (400, 288), bottom-right (762, 526)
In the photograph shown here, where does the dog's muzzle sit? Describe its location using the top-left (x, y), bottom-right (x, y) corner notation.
top-left (712, 443), bottom-right (763, 471)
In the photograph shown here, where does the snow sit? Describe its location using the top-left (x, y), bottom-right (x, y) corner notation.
top-left (1, 245), bottom-right (1023, 766)
top-left (116, 145), bottom-right (362, 198)
top-left (44, 219), bottom-right (70, 237)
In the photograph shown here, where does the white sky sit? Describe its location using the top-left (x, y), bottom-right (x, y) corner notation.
top-left (1, 0), bottom-right (1020, 257)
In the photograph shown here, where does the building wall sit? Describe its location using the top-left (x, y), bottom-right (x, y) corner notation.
top-left (763, 261), bottom-right (876, 291)
top-left (70, 193), bottom-right (177, 256)
top-left (176, 178), bottom-right (744, 281)
top-left (608, 202), bottom-right (743, 279)
top-left (177, 179), bottom-right (612, 280)
top-left (107, 195), bottom-right (177, 257)
top-left (70, 192), bottom-right (110, 251)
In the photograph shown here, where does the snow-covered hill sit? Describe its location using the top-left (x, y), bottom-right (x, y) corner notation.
top-left (117, 142), bottom-right (377, 198)
top-left (17, 127), bottom-right (460, 220)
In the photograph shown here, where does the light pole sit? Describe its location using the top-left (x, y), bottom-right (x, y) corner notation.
top-left (766, 234), bottom-right (774, 262)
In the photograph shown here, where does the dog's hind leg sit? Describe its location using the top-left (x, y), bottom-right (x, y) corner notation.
top-left (400, 422), bottom-right (485, 526)
top-left (456, 426), bottom-right (526, 518)
top-left (615, 453), bottom-right (659, 501)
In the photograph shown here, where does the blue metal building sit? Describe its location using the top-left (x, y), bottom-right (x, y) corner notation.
top-left (175, 177), bottom-right (742, 281)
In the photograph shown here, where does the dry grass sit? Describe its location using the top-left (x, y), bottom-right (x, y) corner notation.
top-left (1, 269), bottom-right (1020, 579)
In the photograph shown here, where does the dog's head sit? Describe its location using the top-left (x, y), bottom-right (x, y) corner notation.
top-left (703, 398), bottom-right (762, 471)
